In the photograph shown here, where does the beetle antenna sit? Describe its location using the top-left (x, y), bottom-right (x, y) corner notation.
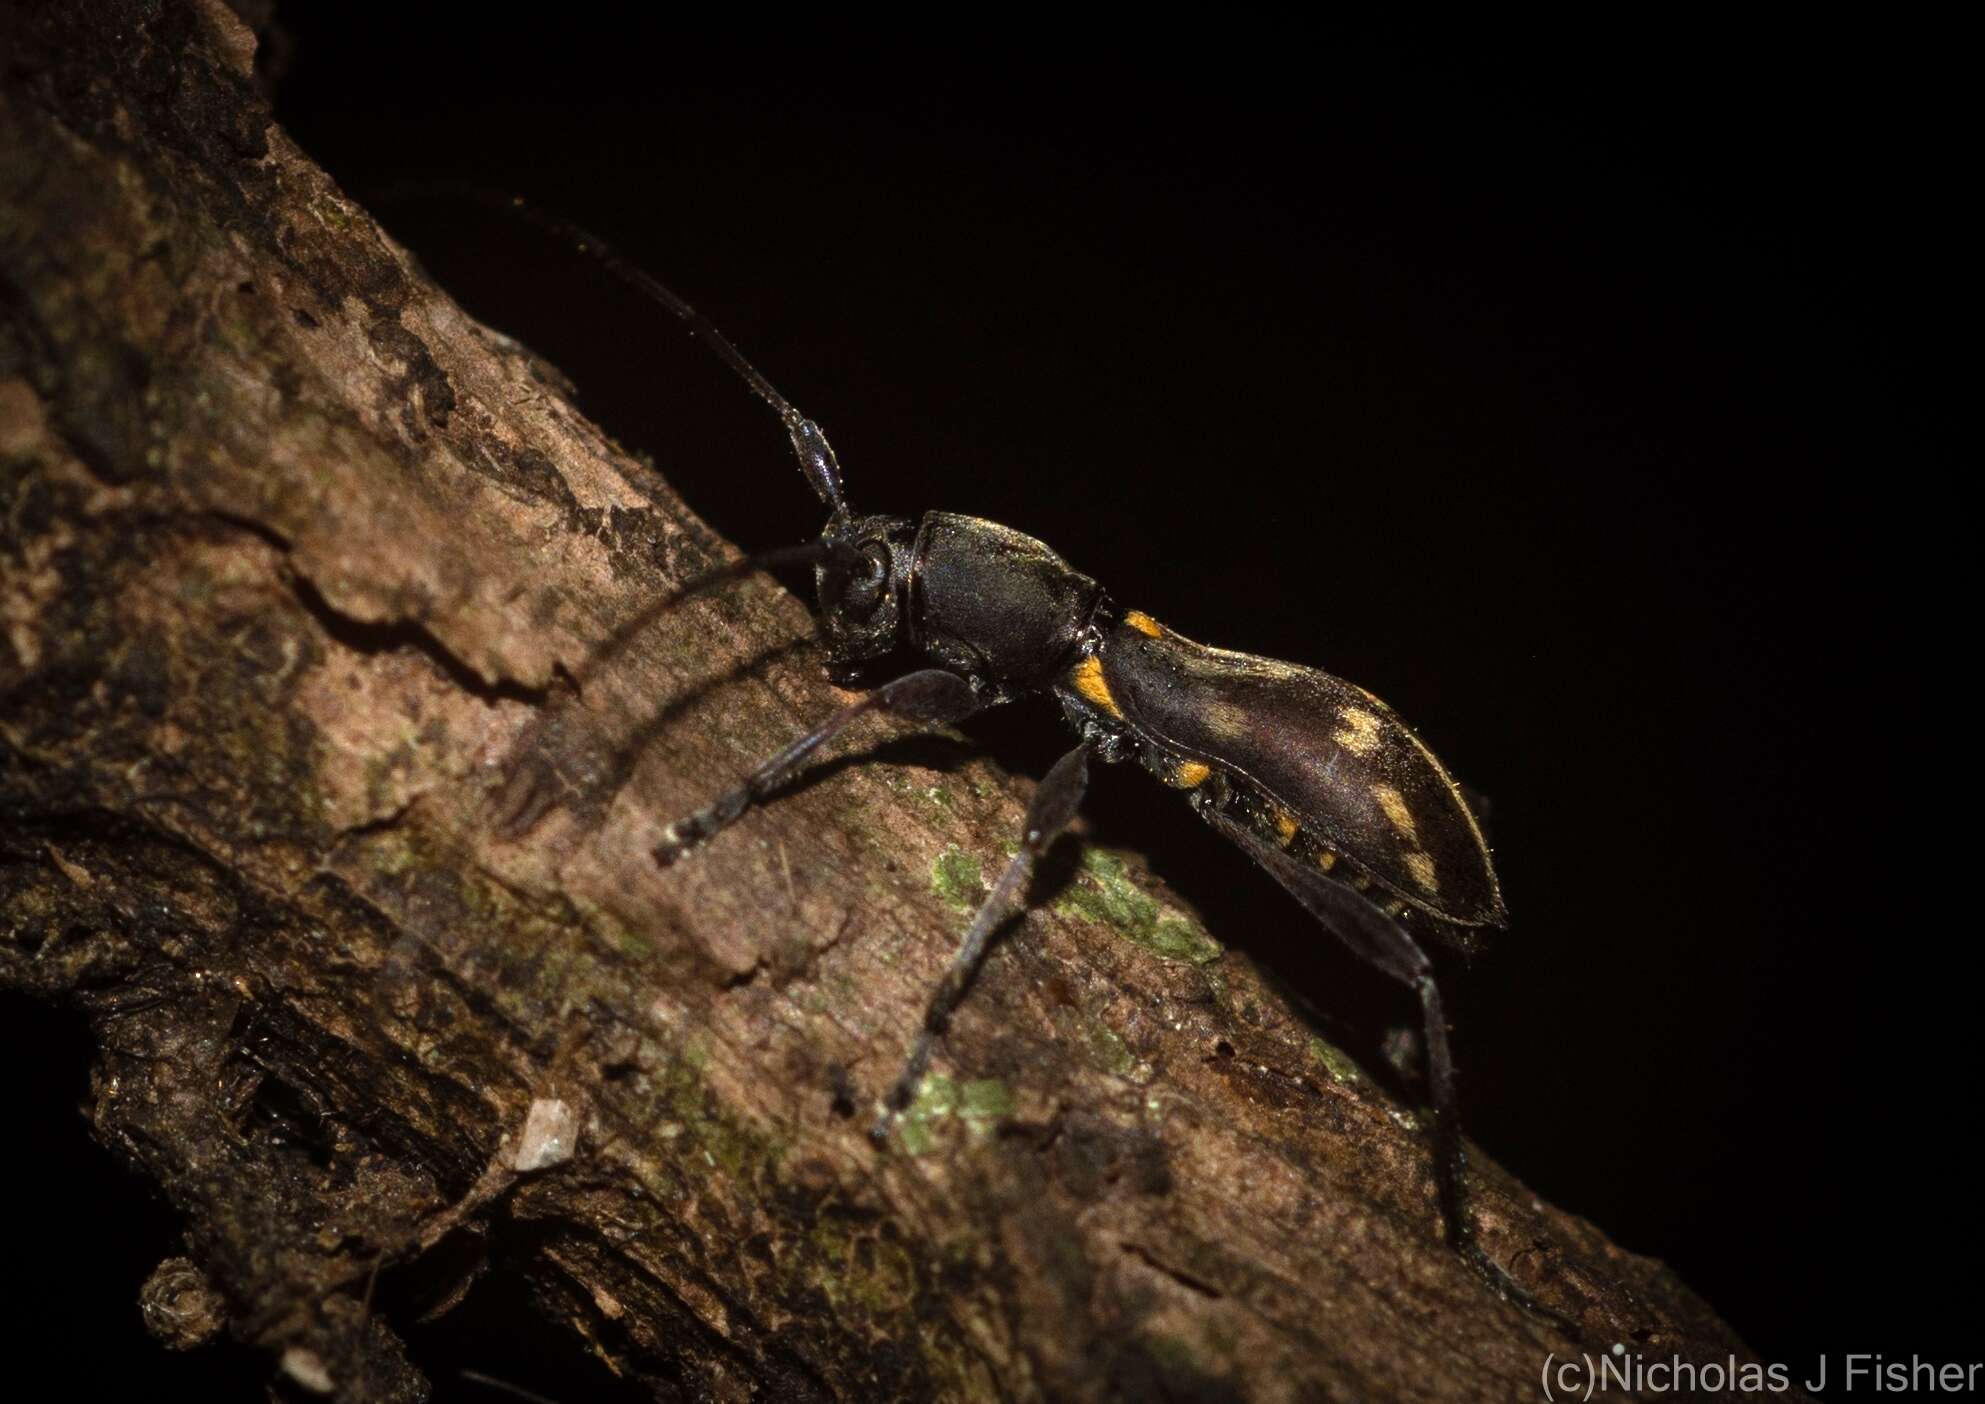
top-left (377, 183), bottom-right (850, 521)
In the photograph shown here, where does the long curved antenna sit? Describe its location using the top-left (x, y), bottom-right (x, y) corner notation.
top-left (379, 182), bottom-right (849, 519)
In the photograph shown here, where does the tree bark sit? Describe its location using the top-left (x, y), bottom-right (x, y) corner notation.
top-left (0, 5), bottom-right (1785, 1400)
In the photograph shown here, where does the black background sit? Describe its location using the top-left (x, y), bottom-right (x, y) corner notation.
top-left (7, 14), bottom-right (1959, 1399)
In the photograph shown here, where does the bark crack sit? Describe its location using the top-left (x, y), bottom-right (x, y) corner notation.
top-left (1119, 1240), bottom-right (1226, 1301)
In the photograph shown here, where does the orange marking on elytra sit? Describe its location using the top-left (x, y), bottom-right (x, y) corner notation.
top-left (1071, 655), bottom-right (1122, 717)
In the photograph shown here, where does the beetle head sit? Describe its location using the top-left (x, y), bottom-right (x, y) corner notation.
top-left (816, 514), bottom-right (916, 668)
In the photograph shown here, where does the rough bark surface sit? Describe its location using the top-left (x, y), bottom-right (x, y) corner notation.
top-left (1, 5), bottom-right (1783, 1400)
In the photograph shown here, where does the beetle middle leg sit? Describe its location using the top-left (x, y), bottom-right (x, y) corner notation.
top-left (874, 741), bottom-right (1091, 1140)
top-left (652, 668), bottom-right (980, 865)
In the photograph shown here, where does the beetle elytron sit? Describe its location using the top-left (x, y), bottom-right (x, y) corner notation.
top-left (491, 196), bottom-right (1562, 1324)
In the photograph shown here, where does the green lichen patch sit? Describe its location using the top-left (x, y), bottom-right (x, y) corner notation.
top-left (805, 1214), bottom-right (919, 1317)
top-left (633, 1052), bottom-right (770, 1196)
top-left (894, 1072), bottom-right (957, 1156)
top-left (1305, 1034), bottom-right (1363, 1086)
top-left (891, 1073), bottom-right (1016, 1154)
top-left (1057, 850), bottom-right (1222, 965)
top-left (930, 845), bottom-right (985, 914)
top-left (879, 772), bottom-right (960, 816)
top-left (623, 1047), bottom-right (1002, 1395)
top-left (1145, 916), bottom-right (1222, 965)
top-left (956, 1077), bottom-right (1015, 1121)
top-left (1055, 1007), bottom-right (1155, 1085)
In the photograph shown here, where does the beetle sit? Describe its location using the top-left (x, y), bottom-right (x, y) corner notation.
top-left (480, 194), bottom-right (1561, 1324)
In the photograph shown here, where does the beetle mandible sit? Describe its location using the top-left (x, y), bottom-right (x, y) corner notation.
top-left (489, 196), bottom-right (1558, 1323)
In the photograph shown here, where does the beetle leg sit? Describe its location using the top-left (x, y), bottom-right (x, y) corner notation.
top-left (1195, 799), bottom-right (1578, 1335)
top-left (653, 668), bottom-right (979, 865)
top-left (873, 742), bottom-right (1092, 1141)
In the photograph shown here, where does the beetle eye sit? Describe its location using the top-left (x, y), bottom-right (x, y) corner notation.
top-left (842, 543), bottom-right (890, 618)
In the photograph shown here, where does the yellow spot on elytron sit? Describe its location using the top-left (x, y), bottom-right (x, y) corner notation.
top-left (1168, 760), bottom-right (1211, 788)
top-left (1071, 656), bottom-right (1122, 718)
top-left (1373, 784), bottom-right (1419, 841)
top-left (1404, 851), bottom-right (1440, 894)
top-left (1333, 708), bottom-right (1383, 758)
top-left (1202, 700), bottom-right (1249, 741)
top-left (1271, 807), bottom-right (1300, 846)
top-left (1124, 610), bottom-right (1164, 637)
top-left (1315, 848), bottom-right (1338, 872)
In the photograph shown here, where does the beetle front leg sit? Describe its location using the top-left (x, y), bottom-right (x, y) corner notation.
top-left (874, 741), bottom-right (1092, 1141)
top-left (653, 668), bottom-right (979, 865)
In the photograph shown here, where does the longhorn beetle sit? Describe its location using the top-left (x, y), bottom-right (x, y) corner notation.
top-left (474, 194), bottom-right (1564, 1326)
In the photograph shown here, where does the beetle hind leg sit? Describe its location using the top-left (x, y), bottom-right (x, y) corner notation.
top-left (1195, 799), bottom-right (1579, 1335)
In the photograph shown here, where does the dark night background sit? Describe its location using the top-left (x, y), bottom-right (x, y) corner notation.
top-left (5, 14), bottom-right (1958, 1399)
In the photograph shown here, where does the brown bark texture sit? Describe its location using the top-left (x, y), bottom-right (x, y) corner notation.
top-left (0, 5), bottom-right (1783, 1401)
